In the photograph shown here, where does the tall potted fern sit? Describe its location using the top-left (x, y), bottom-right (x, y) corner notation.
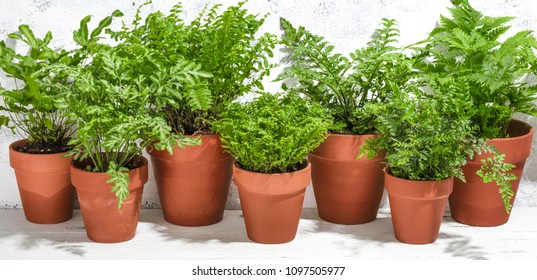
top-left (114, 1), bottom-right (277, 226)
top-left (212, 92), bottom-right (331, 244)
top-left (278, 18), bottom-right (412, 224)
top-left (418, 0), bottom-right (537, 226)
top-left (1, 25), bottom-right (76, 224)
top-left (49, 12), bottom-right (209, 242)
top-left (361, 82), bottom-right (484, 244)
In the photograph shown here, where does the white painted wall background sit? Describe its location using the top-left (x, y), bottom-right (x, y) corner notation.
top-left (1, 0), bottom-right (537, 210)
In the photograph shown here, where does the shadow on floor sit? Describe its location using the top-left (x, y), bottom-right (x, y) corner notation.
top-left (299, 209), bottom-right (488, 260)
top-left (138, 210), bottom-right (252, 244)
top-left (0, 212), bottom-right (89, 257)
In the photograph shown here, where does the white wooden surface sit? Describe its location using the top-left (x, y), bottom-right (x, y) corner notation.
top-left (1, 208), bottom-right (536, 260)
top-left (1, 208), bottom-right (536, 279)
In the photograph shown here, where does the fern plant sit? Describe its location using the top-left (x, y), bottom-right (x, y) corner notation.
top-left (111, 0), bottom-right (277, 135)
top-left (108, 1), bottom-right (213, 136)
top-left (212, 93), bottom-right (331, 174)
top-left (362, 77), bottom-right (517, 212)
top-left (49, 13), bottom-right (210, 208)
top-left (416, 0), bottom-right (537, 139)
top-left (187, 1), bottom-right (277, 119)
top-left (361, 81), bottom-right (482, 181)
top-left (0, 24), bottom-right (81, 153)
top-left (277, 17), bottom-right (412, 135)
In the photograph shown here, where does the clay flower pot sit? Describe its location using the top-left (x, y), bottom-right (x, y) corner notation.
top-left (309, 134), bottom-right (385, 224)
top-left (9, 139), bottom-right (74, 224)
top-left (148, 134), bottom-right (233, 226)
top-left (385, 170), bottom-right (453, 244)
top-left (70, 156), bottom-right (148, 243)
top-left (450, 119), bottom-right (534, 226)
top-left (233, 163), bottom-right (311, 244)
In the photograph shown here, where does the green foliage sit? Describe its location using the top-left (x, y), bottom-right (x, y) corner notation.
top-left (188, 1), bottom-right (277, 119)
top-left (49, 12), bottom-right (202, 208)
top-left (106, 162), bottom-right (131, 209)
top-left (416, 0), bottom-right (537, 138)
top-left (0, 24), bottom-right (78, 148)
top-left (361, 77), bottom-right (517, 212)
top-left (113, 1), bottom-right (277, 134)
top-left (476, 154), bottom-right (517, 213)
top-left (212, 93), bottom-right (331, 174)
top-left (361, 82), bottom-right (480, 181)
top-left (277, 18), bottom-right (413, 134)
top-left (108, 1), bottom-right (213, 135)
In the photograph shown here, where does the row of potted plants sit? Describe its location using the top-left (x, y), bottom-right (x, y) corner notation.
top-left (1, 0), bottom-right (536, 245)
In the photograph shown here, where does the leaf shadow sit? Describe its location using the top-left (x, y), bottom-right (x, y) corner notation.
top-left (298, 209), bottom-right (489, 260)
top-left (138, 209), bottom-right (252, 244)
top-left (0, 211), bottom-right (88, 258)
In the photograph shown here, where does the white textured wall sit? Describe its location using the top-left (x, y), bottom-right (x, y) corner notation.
top-left (1, 0), bottom-right (537, 209)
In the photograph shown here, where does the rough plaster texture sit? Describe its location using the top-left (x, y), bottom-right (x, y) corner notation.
top-left (1, 0), bottom-right (537, 210)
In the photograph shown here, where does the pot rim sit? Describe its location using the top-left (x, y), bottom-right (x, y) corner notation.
top-left (486, 119), bottom-right (533, 141)
top-left (383, 167), bottom-right (453, 183)
top-left (70, 155), bottom-right (148, 174)
top-left (233, 163), bottom-right (311, 196)
top-left (9, 139), bottom-right (70, 156)
top-left (233, 161), bottom-right (310, 176)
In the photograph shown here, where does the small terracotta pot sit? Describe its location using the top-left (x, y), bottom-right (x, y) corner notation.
top-left (309, 134), bottom-right (385, 224)
top-left (385, 171), bottom-right (453, 244)
top-left (71, 156), bottom-right (148, 243)
top-left (9, 139), bottom-right (74, 224)
top-left (450, 119), bottom-right (534, 226)
top-left (148, 134), bottom-right (233, 226)
top-left (233, 163), bottom-right (311, 244)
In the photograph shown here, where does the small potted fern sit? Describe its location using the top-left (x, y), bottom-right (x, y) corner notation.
top-left (418, 0), bottom-right (537, 226)
top-left (278, 18), bottom-right (412, 224)
top-left (50, 12), bottom-right (209, 243)
top-left (0, 24), bottom-right (83, 224)
top-left (361, 82), bottom-right (484, 244)
top-left (212, 92), bottom-right (331, 244)
top-left (115, 1), bottom-right (277, 226)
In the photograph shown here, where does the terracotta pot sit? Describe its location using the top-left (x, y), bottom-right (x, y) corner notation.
top-left (309, 134), bottom-right (385, 224)
top-left (233, 163), bottom-right (311, 244)
top-left (70, 156), bottom-right (148, 243)
top-left (450, 119), bottom-right (534, 226)
top-left (385, 170), bottom-right (453, 244)
top-left (147, 134), bottom-right (233, 226)
top-left (9, 139), bottom-right (74, 224)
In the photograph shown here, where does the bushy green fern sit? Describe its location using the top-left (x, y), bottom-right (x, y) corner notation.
top-left (108, 1), bottom-right (213, 135)
top-left (361, 81), bottom-right (480, 181)
top-left (212, 93), bottom-right (331, 174)
top-left (417, 0), bottom-right (537, 139)
top-left (188, 1), bottom-right (277, 117)
top-left (112, 1), bottom-right (277, 134)
top-left (277, 18), bottom-right (412, 134)
top-left (49, 13), bottom-right (208, 208)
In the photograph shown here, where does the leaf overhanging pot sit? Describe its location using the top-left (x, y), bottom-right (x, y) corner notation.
top-left (449, 119), bottom-right (534, 226)
top-left (148, 134), bottom-right (233, 226)
top-left (70, 156), bottom-right (148, 243)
